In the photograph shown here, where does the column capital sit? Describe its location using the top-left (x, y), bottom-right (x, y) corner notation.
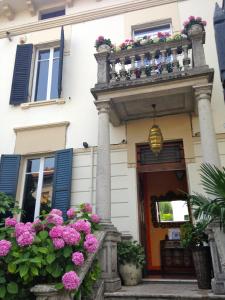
top-left (193, 83), bottom-right (213, 101)
top-left (95, 101), bottom-right (111, 114)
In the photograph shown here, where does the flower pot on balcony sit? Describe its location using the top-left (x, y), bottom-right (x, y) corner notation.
top-left (192, 246), bottom-right (212, 289)
top-left (187, 24), bottom-right (205, 42)
top-left (119, 263), bottom-right (142, 286)
top-left (97, 44), bottom-right (111, 53)
top-left (30, 284), bottom-right (73, 300)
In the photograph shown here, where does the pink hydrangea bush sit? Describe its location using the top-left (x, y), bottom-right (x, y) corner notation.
top-left (0, 203), bottom-right (101, 299)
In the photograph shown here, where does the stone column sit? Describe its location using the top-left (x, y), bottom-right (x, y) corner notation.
top-left (96, 101), bottom-right (111, 225)
top-left (194, 84), bottom-right (221, 167)
top-left (95, 100), bottom-right (121, 293)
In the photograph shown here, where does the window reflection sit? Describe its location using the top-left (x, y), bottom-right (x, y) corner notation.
top-left (157, 200), bottom-right (189, 223)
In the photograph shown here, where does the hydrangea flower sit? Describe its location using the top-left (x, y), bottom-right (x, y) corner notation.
top-left (0, 240), bottom-right (12, 256)
top-left (72, 252), bottom-right (84, 266)
top-left (17, 231), bottom-right (34, 247)
top-left (84, 234), bottom-right (99, 253)
top-left (49, 225), bottom-right (64, 239)
top-left (49, 209), bottom-right (63, 216)
top-left (72, 220), bottom-right (91, 235)
top-left (67, 208), bottom-right (76, 219)
top-left (62, 271), bottom-right (80, 291)
top-left (46, 213), bottom-right (63, 226)
top-left (91, 214), bottom-right (100, 224)
top-left (81, 203), bottom-right (92, 213)
top-left (5, 217), bottom-right (17, 227)
top-left (63, 227), bottom-right (81, 245)
top-left (52, 238), bottom-right (65, 249)
top-left (15, 222), bottom-right (35, 238)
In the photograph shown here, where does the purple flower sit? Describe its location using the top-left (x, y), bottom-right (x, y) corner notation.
top-left (63, 227), bottom-right (81, 246)
top-left (62, 271), bottom-right (80, 291)
top-left (49, 209), bottom-right (63, 216)
top-left (67, 208), bottom-right (76, 219)
top-left (189, 16), bottom-right (195, 21)
top-left (5, 217), bottom-right (17, 227)
top-left (46, 214), bottom-right (63, 226)
top-left (52, 238), bottom-right (65, 249)
top-left (72, 220), bottom-right (91, 235)
top-left (49, 225), bottom-right (64, 239)
top-left (84, 234), bottom-right (99, 253)
top-left (17, 231), bottom-right (34, 247)
top-left (91, 214), bottom-right (100, 224)
top-left (0, 240), bottom-right (12, 256)
top-left (81, 203), bottom-right (92, 213)
top-left (72, 252), bottom-right (84, 266)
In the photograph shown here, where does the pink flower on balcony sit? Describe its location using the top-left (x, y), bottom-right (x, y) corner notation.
top-left (189, 16), bottom-right (195, 21)
top-left (0, 240), bottom-right (12, 256)
top-left (63, 227), bottom-right (81, 246)
top-left (98, 36), bottom-right (105, 42)
top-left (5, 217), bottom-right (17, 227)
top-left (72, 219), bottom-right (91, 235)
top-left (91, 214), bottom-right (100, 224)
top-left (62, 271), bottom-right (80, 291)
top-left (196, 17), bottom-right (202, 22)
top-left (49, 225), bottom-right (64, 239)
top-left (72, 252), bottom-right (84, 266)
top-left (17, 231), bottom-right (34, 247)
top-left (84, 234), bottom-right (99, 253)
top-left (52, 238), bottom-right (65, 249)
top-left (67, 208), bottom-right (76, 219)
top-left (49, 209), bottom-right (63, 217)
top-left (183, 21), bottom-right (189, 27)
top-left (202, 21), bottom-right (207, 26)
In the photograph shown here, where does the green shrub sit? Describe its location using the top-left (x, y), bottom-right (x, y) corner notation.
top-left (118, 240), bottom-right (145, 268)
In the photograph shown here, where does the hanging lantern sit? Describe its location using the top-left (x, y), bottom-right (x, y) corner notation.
top-left (148, 104), bottom-right (164, 155)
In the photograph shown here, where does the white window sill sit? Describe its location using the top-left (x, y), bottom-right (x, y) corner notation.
top-left (21, 98), bottom-right (65, 109)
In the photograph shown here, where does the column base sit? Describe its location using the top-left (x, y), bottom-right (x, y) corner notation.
top-left (212, 276), bottom-right (225, 295)
top-left (104, 277), bottom-right (122, 293)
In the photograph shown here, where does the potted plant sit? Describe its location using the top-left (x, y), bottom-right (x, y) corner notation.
top-left (181, 221), bottom-right (212, 289)
top-left (182, 16), bottom-right (207, 37)
top-left (117, 240), bottom-right (145, 286)
top-left (95, 36), bottom-right (112, 53)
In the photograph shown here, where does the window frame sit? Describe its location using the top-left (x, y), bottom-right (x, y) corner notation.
top-left (31, 43), bottom-right (60, 102)
top-left (20, 154), bottom-right (55, 221)
top-left (132, 18), bottom-right (173, 39)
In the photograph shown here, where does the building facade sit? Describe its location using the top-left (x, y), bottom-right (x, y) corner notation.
top-left (0, 0), bottom-right (225, 287)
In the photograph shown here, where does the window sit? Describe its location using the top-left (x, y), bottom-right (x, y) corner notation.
top-left (132, 20), bottom-right (172, 40)
top-left (32, 46), bottom-right (60, 101)
top-left (40, 8), bottom-right (65, 20)
top-left (21, 157), bottom-right (55, 222)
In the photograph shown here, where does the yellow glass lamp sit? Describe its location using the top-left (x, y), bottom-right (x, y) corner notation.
top-left (148, 104), bottom-right (164, 155)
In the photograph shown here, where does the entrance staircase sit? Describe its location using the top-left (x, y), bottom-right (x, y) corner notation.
top-left (104, 279), bottom-right (225, 300)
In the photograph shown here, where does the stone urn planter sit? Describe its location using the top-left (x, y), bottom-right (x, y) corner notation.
top-left (97, 44), bottom-right (111, 53)
top-left (30, 284), bottom-right (73, 300)
top-left (119, 263), bottom-right (142, 286)
top-left (187, 23), bottom-right (205, 42)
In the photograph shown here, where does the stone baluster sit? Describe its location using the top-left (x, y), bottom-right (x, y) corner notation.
top-left (161, 49), bottom-right (168, 75)
top-left (94, 52), bottom-right (110, 87)
top-left (182, 45), bottom-right (191, 70)
top-left (150, 51), bottom-right (157, 77)
top-left (120, 57), bottom-right (127, 81)
top-left (172, 48), bottom-right (179, 72)
top-left (130, 55), bottom-right (136, 80)
top-left (140, 53), bottom-right (147, 78)
top-left (110, 59), bottom-right (117, 83)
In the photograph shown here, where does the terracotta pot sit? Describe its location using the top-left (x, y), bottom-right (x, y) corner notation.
top-left (192, 246), bottom-right (212, 289)
top-left (97, 44), bottom-right (111, 53)
top-left (119, 263), bottom-right (142, 286)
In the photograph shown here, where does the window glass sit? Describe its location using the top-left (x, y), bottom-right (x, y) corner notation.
top-left (134, 24), bottom-right (171, 39)
top-left (51, 48), bottom-right (60, 99)
top-left (157, 200), bottom-right (189, 223)
top-left (35, 60), bottom-right (49, 101)
top-left (40, 9), bottom-right (65, 20)
top-left (22, 157), bottom-right (55, 222)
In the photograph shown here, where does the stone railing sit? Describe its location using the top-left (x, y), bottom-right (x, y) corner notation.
top-left (31, 231), bottom-right (106, 300)
top-left (94, 24), bottom-right (207, 89)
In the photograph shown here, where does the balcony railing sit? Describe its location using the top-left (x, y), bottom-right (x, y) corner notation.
top-left (93, 24), bottom-right (209, 91)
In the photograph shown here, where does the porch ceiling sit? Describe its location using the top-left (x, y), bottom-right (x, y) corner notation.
top-left (92, 69), bottom-right (214, 126)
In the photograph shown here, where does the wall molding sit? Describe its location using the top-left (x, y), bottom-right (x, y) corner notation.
top-left (14, 121), bottom-right (70, 132)
top-left (0, 0), bottom-right (184, 39)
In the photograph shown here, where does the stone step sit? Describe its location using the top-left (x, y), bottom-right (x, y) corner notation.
top-left (104, 282), bottom-right (225, 300)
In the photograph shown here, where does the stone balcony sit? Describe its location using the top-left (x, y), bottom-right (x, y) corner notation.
top-left (91, 25), bottom-right (214, 126)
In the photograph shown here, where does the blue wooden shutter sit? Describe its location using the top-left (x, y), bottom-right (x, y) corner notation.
top-left (10, 44), bottom-right (33, 105)
top-left (58, 27), bottom-right (64, 98)
top-left (0, 155), bottom-right (21, 197)
top-left (52, 148), bottom-right (73, 218)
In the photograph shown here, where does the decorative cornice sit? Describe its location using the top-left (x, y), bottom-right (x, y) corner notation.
top-left (26, 0), bottom-right (36, 16)
top-left (14, 121), bottom-right (70, 132)
top-left (0, 0), bottom-right (182, 39)
top-left (2, 4), bottom-right (15, 21)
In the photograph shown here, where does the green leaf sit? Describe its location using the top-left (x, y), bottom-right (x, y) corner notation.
top-left (8, 263), bottom-right (16, 274)
top-left (31, 266), bottom-right (39, 276)
top-left (30, 257), bottom-right (42, 264)
top-left (19, 264), bottom-right (29, 278)
top-left (38, 230), bottom-right (48, 240)
top-left (51, 263), bottom-right (62, 278)
top-left (38, 247), bottom-right (48, 254)
top-left (7, 282), bottom-right (18, 294)
top-left (46, 253), bottom-right (56, 264)
top-left (0, 286), bottom-right (6, 298)
top-left (0, 278), bottom-right (6, 284)
top-left (63, 246), bottom-right (72, 258)
top-left (55, 283), bottom-right (64, 290)
top-left (65, 263), bottom-right (74, 272)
